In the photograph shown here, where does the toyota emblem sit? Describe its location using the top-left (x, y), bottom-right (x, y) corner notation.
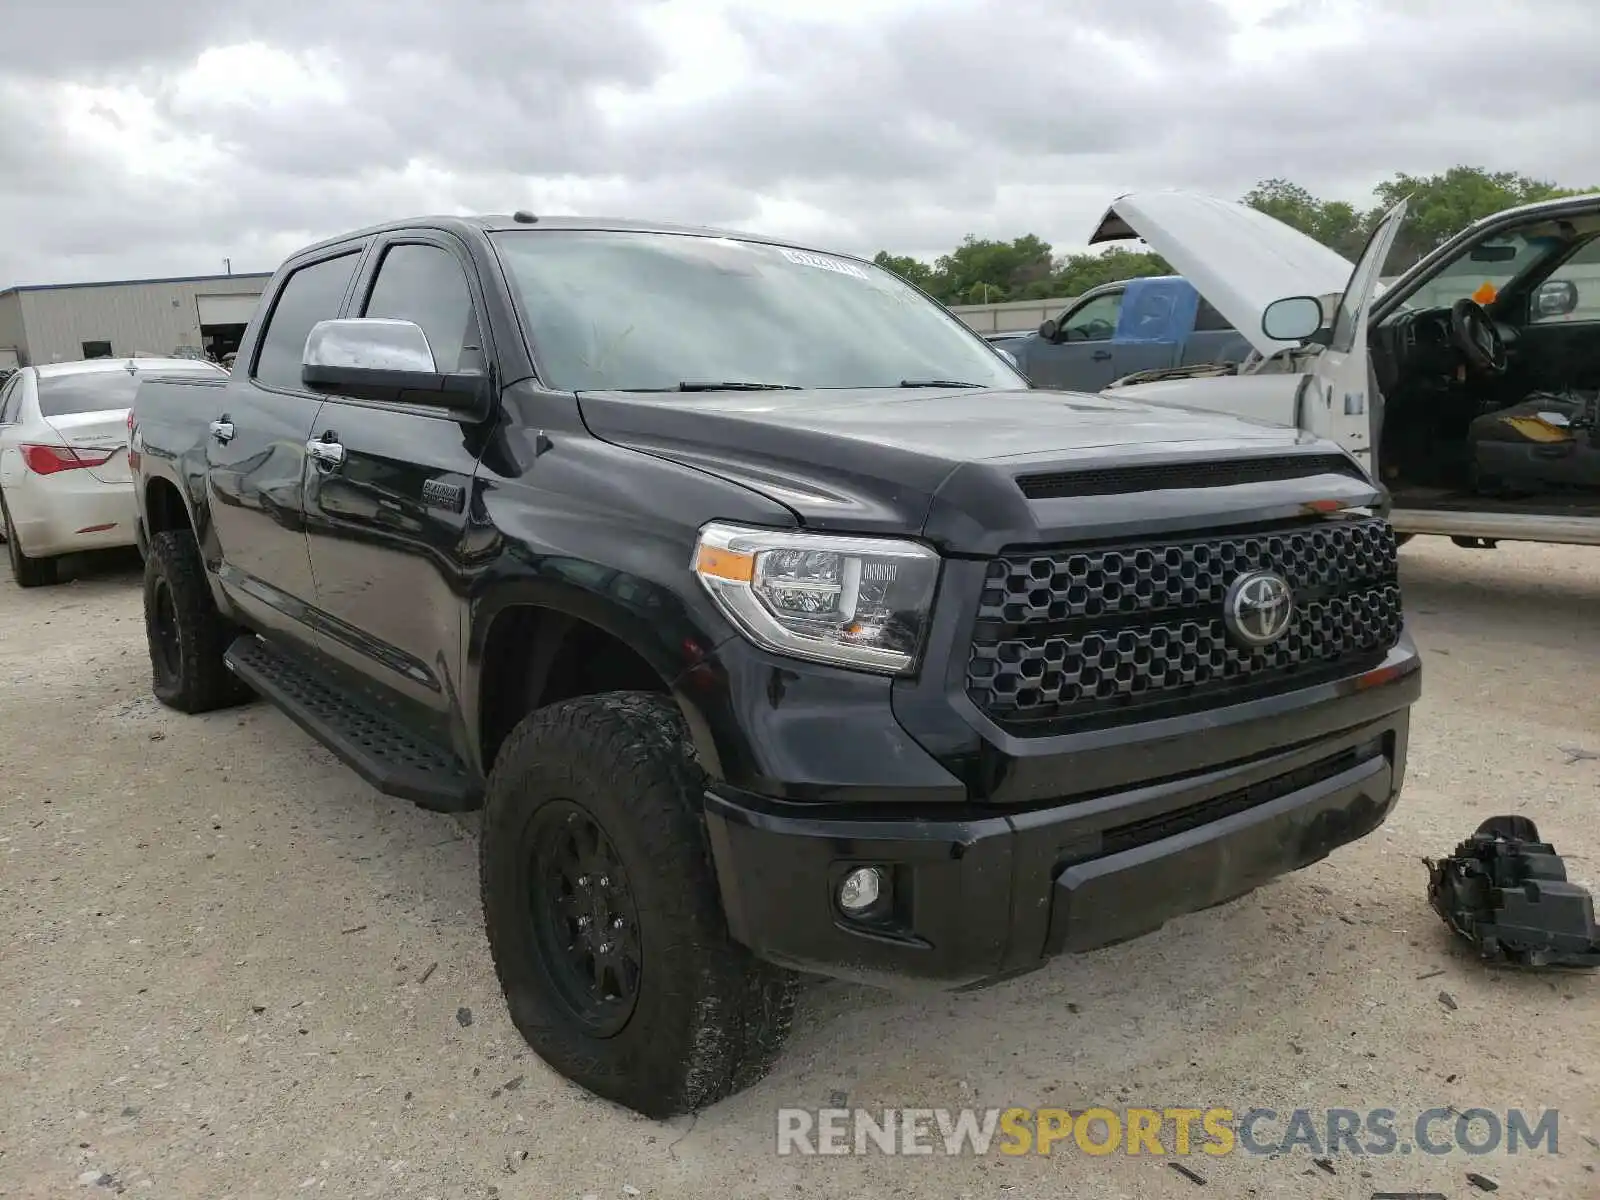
top-left (1223, 569), bottom-right (1295, 648)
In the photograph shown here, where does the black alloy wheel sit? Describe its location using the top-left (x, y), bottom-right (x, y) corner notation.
top-left (148, 574), bottom-right (183, 684)
top-left (528, 800), bottom-right (644, 1036)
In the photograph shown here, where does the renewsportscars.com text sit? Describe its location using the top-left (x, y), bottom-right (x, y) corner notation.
top-left (775, 1106), bottom-right (1561, 1158)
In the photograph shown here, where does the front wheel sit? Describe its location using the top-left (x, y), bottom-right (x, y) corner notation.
top-left (480, 692), bottom-right (799, 1118)
top-left (3, 494), bottom-right (58, 588)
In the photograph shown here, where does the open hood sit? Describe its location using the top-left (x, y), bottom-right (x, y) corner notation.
top-left (1089, 191), bottom-right (1357, 357)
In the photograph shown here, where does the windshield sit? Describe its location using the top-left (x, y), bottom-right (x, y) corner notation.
top-left (38, 365), bottom-right (224, 418)
top-left (1395, 231), bottom-right (1566, 312)
top-left (491, 230), bottom-right (1025, 392)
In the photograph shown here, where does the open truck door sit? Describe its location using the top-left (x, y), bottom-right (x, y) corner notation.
top-left (1087, 191), bottom-right (1408, 464)
top-left (1302, 199), bottom-right (1408, 465)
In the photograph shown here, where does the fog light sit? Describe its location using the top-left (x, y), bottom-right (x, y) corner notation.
top-left (838, 867), bottom-right (885, 915)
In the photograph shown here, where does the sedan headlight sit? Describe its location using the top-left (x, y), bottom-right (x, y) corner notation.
top-left (692, 522), bottom-right (941, 674)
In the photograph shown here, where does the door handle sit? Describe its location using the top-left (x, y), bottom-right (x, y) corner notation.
top-left (209, 418), bottom-right (235, 443)
top-left (306, 438), bottom-right (346, 468)
top-left (1091, 349), bottom-right (1113, 361)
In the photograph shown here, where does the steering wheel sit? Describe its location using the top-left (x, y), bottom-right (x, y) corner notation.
top-left (1449, 298), bottom-right (1508, 376)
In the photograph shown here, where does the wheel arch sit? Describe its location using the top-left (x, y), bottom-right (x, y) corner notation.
top-left (143, 474), bottom-right (192, 538)
top-left (469, 576), bottom-right (731, 782)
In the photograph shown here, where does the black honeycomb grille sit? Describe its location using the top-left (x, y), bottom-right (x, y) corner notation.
top-left (967, 517), bottom-right (1402, 730)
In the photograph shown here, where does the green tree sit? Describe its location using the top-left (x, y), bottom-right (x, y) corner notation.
top-left (1242, 179), bottom-right (1368, 258)
top-left (931, 233), bottom-right (1057, 305)
top-left (1369, 166), bottom-right (1595, 268)
top-left (871, 251), bottom-right (935, 291)
top-left (874, 165), bottom-right (1600, 309)
top-left (1052, 247), bottom-right (1172, 296)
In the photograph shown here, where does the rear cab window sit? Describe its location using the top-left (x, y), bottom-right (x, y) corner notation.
top-left (1193, 299), bottom-right (1235, 331)
top-left (252, 252), bottom-right (363, 391)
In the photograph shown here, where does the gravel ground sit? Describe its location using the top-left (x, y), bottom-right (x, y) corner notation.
top-left (1, 540), bottom-right (1596, 1199)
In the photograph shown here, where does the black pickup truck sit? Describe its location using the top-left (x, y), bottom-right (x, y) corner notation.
top-left (130, 213), bottom-right (1420, 1117)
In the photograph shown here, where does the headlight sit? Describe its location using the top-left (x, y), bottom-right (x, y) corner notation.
top-left (692, 522), bottom-right (941, 674)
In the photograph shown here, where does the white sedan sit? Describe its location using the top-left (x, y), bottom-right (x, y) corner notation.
top-left (0, 357), bottom-right (227, 586)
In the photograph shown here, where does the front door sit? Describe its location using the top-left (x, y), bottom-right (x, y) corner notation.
top-left (207, 249), bottom-right (362, 648)
top-left (300, 236), bottom-right (492, 745)
top-left (1305, 199), bottom-right (1408, 464)
top-left (1024, 286), bottom-right (1127, 391)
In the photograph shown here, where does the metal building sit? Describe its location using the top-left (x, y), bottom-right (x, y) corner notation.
top-left (0, 272), bottom-right (273, 371)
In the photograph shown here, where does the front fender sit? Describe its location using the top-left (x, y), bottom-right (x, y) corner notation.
top-left (464, 414), bottom-right (799, 781)
top-left (466, 571), bottom-right (736, 779)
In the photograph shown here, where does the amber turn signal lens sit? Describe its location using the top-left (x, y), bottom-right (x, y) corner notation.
top-left (694, 544), bottom-right (755, 583)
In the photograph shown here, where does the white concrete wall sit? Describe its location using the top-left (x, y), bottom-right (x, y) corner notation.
top-left (948, 296), bottom-right (1076, 334)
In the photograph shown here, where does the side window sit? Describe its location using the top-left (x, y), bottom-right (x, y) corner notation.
top-left (253, 252), bottom-right (361, 391)
top-left (1193, 298), bottom-right (1235, 332)
top-left (1058, 290), bottom-right (1123, 342)
top-left (362, 243), bottom-right (483, 373)
top-left (1529, 238), bottom-right (1600, 326)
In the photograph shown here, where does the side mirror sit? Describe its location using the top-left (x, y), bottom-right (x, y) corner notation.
top-left (995, 345), bottom-right (1020, 369)
top-left (1534, 279), bottom-right (1579, 318)
top-left (301, 318), bottom-right (488, 412)
top-left (1261, 295), bottom-right (1324, 343)
top-left (1038, 318), bottom-right (1059, 342)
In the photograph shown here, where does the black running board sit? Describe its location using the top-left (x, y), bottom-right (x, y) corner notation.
top-left (224, 634), bottom-right (481, 813)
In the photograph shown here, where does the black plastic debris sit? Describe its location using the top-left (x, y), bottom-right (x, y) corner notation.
top-left (1167, 1161), bottom-right (1206, 1186)
top-left (1426, 816), bottom-right (1600, 968)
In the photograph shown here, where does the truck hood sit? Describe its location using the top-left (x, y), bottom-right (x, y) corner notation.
top-left (578, 386), bottom-right (1378, 553)
top-left (1089, 191), bottom-right (1357, 357)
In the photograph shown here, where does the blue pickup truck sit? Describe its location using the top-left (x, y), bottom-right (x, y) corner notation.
top-left (1004, 275), bottom-right (1254, 391)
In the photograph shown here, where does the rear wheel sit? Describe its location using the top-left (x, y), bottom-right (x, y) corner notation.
top-left (144, 529), bottom-right (252, 712)
top-left (2, 494), bottom-right (58, 588)
top-left (480, 691), bottom-right (799, 1118)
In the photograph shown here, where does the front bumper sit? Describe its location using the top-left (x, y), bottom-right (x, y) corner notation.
top-left (704, 683), bottom-right (1413, 989)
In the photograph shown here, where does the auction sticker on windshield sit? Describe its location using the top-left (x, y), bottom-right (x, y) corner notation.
top-left (778, 247), bottom-right (870, 279)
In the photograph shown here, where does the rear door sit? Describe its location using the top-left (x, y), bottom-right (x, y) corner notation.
top-left (1305, 200), bottom-right (1408, 461)
top-left (1025, 286), bottom-right (1127, 390)
top-left (300, 234), bottom-right (492, 743)
top-left (208, 248), bottom-right (362, 647)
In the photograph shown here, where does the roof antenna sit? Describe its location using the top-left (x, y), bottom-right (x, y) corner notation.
top-left (512, 210), bottom-right (539, 224)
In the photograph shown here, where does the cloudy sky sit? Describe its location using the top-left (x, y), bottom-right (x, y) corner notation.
top-left (4, 0), bottom-right (1599, 288)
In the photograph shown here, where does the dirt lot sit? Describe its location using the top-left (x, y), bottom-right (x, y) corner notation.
top-left (1, 540), bottom-right (1596, 1199)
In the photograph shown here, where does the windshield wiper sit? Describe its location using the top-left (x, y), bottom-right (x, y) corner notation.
top-left (897, 379), bottom-right (986, 388)
top-left (676, 381), bottom-right (803, 392)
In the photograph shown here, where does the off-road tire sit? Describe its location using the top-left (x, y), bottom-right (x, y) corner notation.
top-left (2, 494), bottom-right (59, 588)
top-left (144, 529), bottom-right (252, 712)
top-left (480, 691), bottom-right (799, 1118)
